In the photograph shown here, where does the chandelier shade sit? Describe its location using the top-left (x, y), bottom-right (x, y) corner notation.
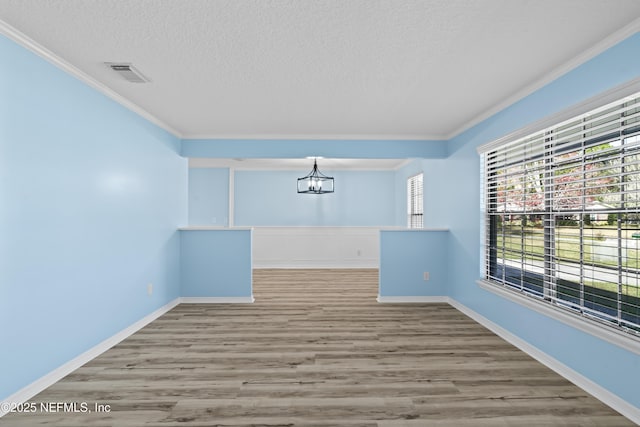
top-left (297, 159), bottom-right (334, 194)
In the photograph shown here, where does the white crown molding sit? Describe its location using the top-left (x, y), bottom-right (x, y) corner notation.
top-left (448, 17), bottom-right (640, 141)
top-left (477, 77), bottom-right (640, 154)
top-left (0, 19), bottom-right (434, 143)
top-left (188, 157), bottom-right (411, 171)
top-left (2, 15), bottom-right (637, 145)
top-left (181, 133), bottom-right (446, 141)
top-left (448, 297), bottom-right (640, 425)
top-left (0, 19), bottom-right (183, 139)
top-left (0, 298), bottom-right (181, 418)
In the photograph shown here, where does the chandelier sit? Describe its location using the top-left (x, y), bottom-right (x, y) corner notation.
top-left (297, 159), bottom-right (334, 194)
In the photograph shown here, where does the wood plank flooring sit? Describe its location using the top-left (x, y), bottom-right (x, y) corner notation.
top-left (1, 269), bottom-right (634, 426)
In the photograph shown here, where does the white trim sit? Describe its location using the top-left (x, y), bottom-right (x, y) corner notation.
top-left (477, 77), bottom-right (640, 154)
top-left (0, 19), bottom-right (183, 138)
top-left (0, 298), bottom-right (180, 418)
top-left (181, 133), bottom-right (445, 141)
top-left (476, 279), bottom-right (640, 355)
top-left (448, 297), bottom-right (640, 425)
top-left (2, 292), bottom-right (637, 423)
top-left (188, 158), bottom-right (414, 172)
top-left (457, 16), bottom-right (640, 142)
top-left (3, 13), bottom-right (638, 144)
top-left (376, 295), bottom-right (449, 303)
top-left (180, 296), bottom-right (254, 303)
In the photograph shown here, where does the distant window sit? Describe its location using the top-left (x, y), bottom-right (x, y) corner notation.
top-left (480, 90), bottom-right (640, 337)
top-left (407, 173), bottom-right (423, 228)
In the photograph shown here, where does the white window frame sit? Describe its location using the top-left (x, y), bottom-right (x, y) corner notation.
top-left (478, 78), bottom-right (640, 354)
top-left (407, 173), bottom-right (424, 228)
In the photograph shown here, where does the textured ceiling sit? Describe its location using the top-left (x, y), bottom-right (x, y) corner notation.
top-left (1, 0), bottom-right (640, 140)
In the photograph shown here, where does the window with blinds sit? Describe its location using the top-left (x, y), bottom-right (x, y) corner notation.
top-left (408, 173), bottom-right (424, 228)
top-left (481, 91), bottom-right (640, 336)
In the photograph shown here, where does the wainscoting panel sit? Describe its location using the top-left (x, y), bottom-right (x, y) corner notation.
top-left (252, 227), bottom-right (380, 268)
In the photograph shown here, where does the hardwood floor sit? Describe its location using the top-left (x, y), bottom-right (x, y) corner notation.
top-left (1, 269), bottom-right (634, 426)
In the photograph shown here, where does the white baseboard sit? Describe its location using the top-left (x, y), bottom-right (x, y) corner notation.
top-left (3, 294), bottom-right (637, 424)
top-left (476, 279), bottom-right (640, 355)
top-left (447, 298), bottom-right (640, 425)
top-left (180, 296), bottom-right (254, 303)
top-left (0, 297), bottom-right (180, 418)
top-left (253, 260), bottom-right (378, 269)
top-left (0, 294), bottom-right (257, 417)
top-left (377, 295), bottom-right (449, 303)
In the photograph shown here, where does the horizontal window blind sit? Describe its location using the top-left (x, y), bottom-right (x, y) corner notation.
top-left (482, 91), bottom-right (640, 336)
top-left (408, 173), bottom-right (424, 228)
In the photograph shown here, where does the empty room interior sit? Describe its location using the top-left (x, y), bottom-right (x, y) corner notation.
top-left (2, 1), bottom-right (640, 425)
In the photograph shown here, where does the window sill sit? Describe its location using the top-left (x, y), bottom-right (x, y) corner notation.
top-left (476, 279), bottom-right (640, 356)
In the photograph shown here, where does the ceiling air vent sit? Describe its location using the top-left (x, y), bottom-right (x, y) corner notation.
top-left (105, 63), bottom-right (150, 83)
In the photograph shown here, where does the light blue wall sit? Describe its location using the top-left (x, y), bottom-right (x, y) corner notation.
top-left (234, 170), bottom-right (397, 226)
top-left (379, 230), bottom-right (448, 297)
top-left (446, 32), bottom-right (640, 408)
top-left (188, 168), bottom-right (229, 226)
top-left (180, 230), bottom-right (252, 297)
top-left (3, 17), bottom-right (639, 414)
top-left (0, 35), bottom-right (187, 400)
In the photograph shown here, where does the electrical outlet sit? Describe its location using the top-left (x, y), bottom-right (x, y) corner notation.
top-left (147, 283), bottom-right (153, 296)
top-left (423, 272), bottom-right (430, 281)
